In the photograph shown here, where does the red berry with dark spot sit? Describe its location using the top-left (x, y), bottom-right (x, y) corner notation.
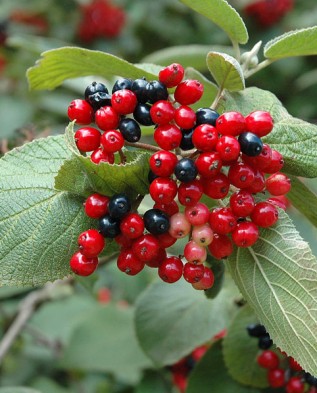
top-left (154, 124), bottom-right (182, 150)
top-left (100, 129), bottom-right (124, 153)
top-left (120, 213), bottom-right (145, 239)
top-left (68, 99), bottom-right (94, 125)
top-left (208, 233), bottom-right (233, 259)
top-left (230, 190), bottom-right (255, 217)
top-left (95, 106), bottom-right (120, 131)
top-left (70, 251), bottom-right (98, 276)
top-left (192, 124), bottom-right (218, 152)
top-left (132, 234), bottom-right (160, 262)
top-left (192, 266), bottom-right (215, 290)
top-left (174, 105), bottom-right (196, 129)
top-left (232, 221), bottom-right (259, 247)
top-left (90, 148), bottom-right (115, 164)
top-left (159, 63), bottom-right (184, 88)
top-left (174, 79), bottom-right (204, 105)
top-left (117, 249), bottom-right (145, 275)
top-left (251, 202), bottom-right (279, 228)
top-left (84, 193), bottom-right (110, 219)
top-left (150, 100), bottom-right (175, 125)
top-left (158, 256), bottom-right (184, 283)
top-left (228, 162), bottom-right (255, 189)
top-left (183, 262), bottom-right (205, 283)
top-left (78, 229), bottom-right (105, 258)
top-left (209, 207), bottom-right (237, 235)
top-left (202, 173), bottom-right (230, 199)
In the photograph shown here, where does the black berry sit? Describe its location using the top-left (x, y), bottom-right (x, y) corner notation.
top-left (143, 208), bottom-right (170, 235)
top-left (131, 78), bottom-right (149, 103)
top-left (174, 158), bottom-right (198, 182)
top-left (180, 128), bottom-right (195, 151)
top-left (85, 81), bottom-right (109, 99)
top-left (258, 333), bottom-right (273, 350)
top-left (85, 82), bottom-right (111, 110)
top-left (146, 80), bottom-right (169, 104)
top-left (99, 215), bottom-right (121, 238)
top-left (304, 372), bottom-right (317, 387)
top-left (133, 103), bottom-right (155, 126)
top-left (108, 194), bottom-right (131, 219)
top-left (195, 108), bottom-right (220, 126)
top-left (246, 323), bottom-right (267, 337)
top-left (238, 132), bottom-right (263, 157)
top-left (112, 77), bottom-right (134, 93)
top-left (119, 118), bottom-right (141, 142)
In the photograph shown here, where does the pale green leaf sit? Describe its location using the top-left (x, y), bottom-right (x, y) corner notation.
top-left (187, 340), bottom-right (260, 393)
top-left (264, 26), bottom-right (317, 59)
top-left (219, 87), bottom-right (317, 177)
top-left (223, 305), bottom-right (269, 388)
top-left (227, 210), bottom-right (317, 377)
top-left (179, 0), bottom-right (248, 44)
top-left (134, 275), bottom-right (240, 366)
top-left (59, 305), bottom-right (152, 384)
top-left (0, 388), bottom-right (41, 393)
top-left (0, 136), bottom-right (93, 286)
top-left (27, 47), bottom-right (158, 91)
top-left (207, 51), bottom-right (245, 91)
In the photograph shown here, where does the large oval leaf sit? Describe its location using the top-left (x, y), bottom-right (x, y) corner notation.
top-left (264, 26), bottom-right (317, 59)
top-left (134, 275), bottom-right (240, 366)
top-left (27, 47), bottom-right (158, 91)
top-left (179, 0), bottom-right (248, 44)
top-left (227, 210), bottom-right (317, 377)
top-left (219, 87), bottom-right (317, 178)
top-left (207, 51), bottom-right (245, 91)
top-left (0, 136), bottom-right (92, 286)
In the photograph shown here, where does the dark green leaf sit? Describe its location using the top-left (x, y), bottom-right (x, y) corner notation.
top-left (204, 256), bottom-right (225, 299)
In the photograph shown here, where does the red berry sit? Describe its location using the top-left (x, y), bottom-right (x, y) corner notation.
top-left (159, 63), bottom-right (184, 88)
top-left (185, 202), bottom-right (210, 226)
top-left (192, 124), bottom-right (218, 152)
top-left (267, 368), bottom-right (285, 388)
top-left (216, 111), bottom-right (246, 137)
top-left (78, 229), bottom-right (105, 258)
top-left (84, 193), bottom-right (110, 218)
top-left (264, 150), bottom-right (284, 173)
top-left (111, 89), bottom-right (137, 115)
top-left (174, 79), bottom-right (204, 105)
top-left (120, 213), bottom-right (145, 239)
top-left (149, 150), bottom-right (178, 177)
top-left (174, 105), bottom-right (196, 129)
top-left (132, 234), bottom-right (160, 262)
top-left (257, 350), bottom-right (279, 369)
top-left (117, 249), bottom-right (145, 275)
top-left (115, 233), bottom-right (133, 249)
top-left (285, 377), bottom-right (305, 393)
top-left (184, 241), bottom-right (207, 264)
top-left (230, 190), bottom-right (255, 217)
top-left (75, 126), bottom-right (101, 152)
top-left (183, 262), bottom-right (205, 283)
top-left (90, 148), bottom-right (115, 164)
top-left (154, 124), bottom-right (182, 150)
top-left (267, 197), bottom-right (288, 211)
top-left (100, 129), bottom-right (124, 153)
top-left (288, 357), bottom-right (302, 372)
top-left (156, 232), bottom-right (177, 248)
top-left (266, 172), bottom-right (291, 196)
top-left (208, 233), bottom-right (233, 259)
top-left (228, 162), bottom-right (255, 189)
top-left (150, 100), bottom-right (175, 125)
top-left (68, 99), bottom-right (94, 125)
top-left (242, 143), bottom-right (272, 172)
top-left (195, 152), bottom-right (222, 179)
top-left (146, 247), bottom-right (167, 268)
top-left (169, 212), bottom-right (191, 239)
top-left (202, 173), bottom-right (230, 199)
top-left (232, 221), bottom-right (259, 247)
top-left (95, 106), bottom-right (120, 131)
top-left (149, 177), bottom-right (178, 204)
top-left (251, 202), bottom-right (279, 228)
top-left (178, 179), bottom-right (203, 206)
top-left (209, 207), bottom-right (237, 235)
top-left (153, 200), bottom-right (179, 216)
top-left (245, 111), bottom-right (274, 137)
top-left (244, 169), bottom-right (265, 194)
top-left (158, 256), bottom-right (183, 283)
top-left (192, 266), bottom-right (214, 290)
top-left (70, 251), bottom-right (98, 276)
top-left (216, 135), bottom-right (241, 163)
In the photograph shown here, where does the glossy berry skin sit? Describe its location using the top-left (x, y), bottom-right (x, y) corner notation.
top-left (154, 200), bottom-right (179, 217)
top-left (257, 350), bottom-right (279, 369)
top-left (99, 214), bottom-right (121, 238)
top-left (149, 150), bottom-right (178, 177)
top-left (108, 194), bottom-right (131, 219)
top-left (268, 369), bottom-right (285, 388)
top-left (84, 194), bottom-right (109, 219)
top-left (246, 323), bottom-right (267, 337)
top-left (120, 213), bottom-right (144, 239)
top-left (259, 333), bottom-right (273, 350)
top-left (202, 173), bottom-right (230, 199)
top-left (232, 221), bottom-right (259, 248)
top-left (266, 172), bottom-right (291, 196)
top-left (111, 89), bottom-right (137, 115)
top-left (216, 111), bottom-right (246, 137)
top-left (289, 357), bottom-right (302, 372)
top-left (159, 63), bottom-right (184, 88)
top-left (158, 256), bottom-right (183, 283)
top-left (174, 158), bottom-right (198, 182)
top-left (90, 148), bottom-right (115, 165)
top-left (75, 127), bottom-right (101, 152)
top-left (85, 82), bottom-right (110, 110)
top-left (228, 162), bottom-right (255, 189)
top-left (150, 100), bottom-right (175, 125)
top-left (154, 124), bottom-right (182, 150)
top-left (245, 110), bottom-right (274, 138)
top-left (78, 229), bottom-right (105, 258)
top-left (208, 233), bottom-right (233, 259)
top-left (156, 232), bottom-right (177, 249)
top-left (192, 124), bottom-right (218, 152)
top-left (285, 377), bottom-right (305, 393)
top-left (70, 252), bottom-right (98, 276)
top-left (146, 247), bottom-right (167, 268)
top-left (191, 224), bottom-right (214, 246)
top-left (238, 132), bottom-right (263, 157)
top-left (192, 266), bottom-right (215, 290)
top-left (131, 78), bottom-right (148, 103)
top-left (195, 152), bottom-right (222, 179)
top-left (174, 105), bottom-right (196, 129)
top-left (146, 80), bottom-right (169, 103)
top-left (242, 143), bottom-right (272, 172)
top-left (85, 81), bottom-right (109, 100)
top-left (143, 208), bottom-right (170, 235)
top-left (133, 103), bottom-right (154, 126)
top-left (95, 106), bottom-right (120, 131)
top-left (100, 130), bottom-right (124, 153)
top-left (184, 241), bottom-right (207, 264)
top-left (68, 99), bottom-right (94, 125)
top-left (245, 169), bottom-right (265, 194)
top-left (117, 249), bottom-right (145, 275)
top-left (264, 150), bottom-right (284, 173)
top-left (251, 202), bottom-right (278, 228)
top-left (149, 177), bottom-right (178, 204)
top-left (180, 128), bottom-right (195, 151)
top-left (132, 234), bottom-right (160, 262)
top-left (112, 77), bottom-right (133, 93)
top-left (195, 107), bottom-right (220, 126)
top-left (174, 79), bottom-right (204, 105)
top-left (118, 118), bottom-right (141, 143)
top-left (178, 179), bottom-right (203, 206)
top-left (216, 135), bottom-right (241, 163)
top-left (115, 233), bottom-right (133, 249)
top-left (183, 262), bottom-right (205, 283)
top-left (185, 203), bottom-right (210, 226)
top-left (230, 191), bottom-right (255, 217)
top-left (169, 212), bottom-right (191, 239)
top-left (209, 207), bottom-right (237, 235)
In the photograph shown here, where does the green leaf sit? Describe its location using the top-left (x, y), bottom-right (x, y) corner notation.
top-left (27, 47), bottom-right (158, 91)
top-left (264, 26), bottom-right (317, 59)
top-left (187, 340), bottom-right (260, 393)
top-left (134, 275), bottom-right (240, 366)
top-left (219, 87), bottom-right (317, 177)
top-left (0, 135), bottom-right (93, 286)
top-left (59, 304), bottom-right (152, 384)
top-left (135, 371), bottom-right (168, 393)
top-left (287, 176), bottom-right (317, 228)
top-left (226, 210), bottom-right (317, 377)
top-left (223, 305), bottom-right (269, 388)
top-left (204, 256), bottom-right (225, 299)
top-left (55, 124), bottom-right (151, 198)
top-left (206, 51), bottom-right (245, 91)
top-left (179, 0), bottom-right (248, 44)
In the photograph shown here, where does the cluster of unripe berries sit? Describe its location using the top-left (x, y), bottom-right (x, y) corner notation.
top-left (247, 324), bottom-right (317, 393)
top-left (67, 62), bottom-right (290, 290)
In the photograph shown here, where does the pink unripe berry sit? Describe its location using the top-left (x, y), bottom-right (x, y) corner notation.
top-left (184, 240), bottom-right (207, 264)
top-left (191, 224), bottom-right (214, 246)
top-left (169, 213), bottom-right (191, 239)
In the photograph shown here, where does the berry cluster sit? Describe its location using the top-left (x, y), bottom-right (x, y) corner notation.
top-left (67, 62), bottom-right (291, 290)
top-left (247, 323), bottom-right (317, 393)
top-left (244, 0), bottom-right (294, 28)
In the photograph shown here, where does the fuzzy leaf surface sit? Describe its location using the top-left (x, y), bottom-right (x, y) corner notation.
top-left (227, 210), bottom-right (317, 377)
top-left (219, 87), bottom-right (317, 177)
top-left (264, 26), bottom-right (317, 59)
top-left (207, 51), bottom-right (245, 91)
top-left (27, 47), bottom-right (157, 90)
top-left (134, 276), bottom-right (239, 366)
top-left (0, 136), bottom-right (93, 286)
top-left (179, 0), bottom-right (248, 44)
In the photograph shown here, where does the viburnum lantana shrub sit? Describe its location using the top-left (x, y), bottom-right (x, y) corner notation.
top-left (1, 0), bottom-right (317, 391)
